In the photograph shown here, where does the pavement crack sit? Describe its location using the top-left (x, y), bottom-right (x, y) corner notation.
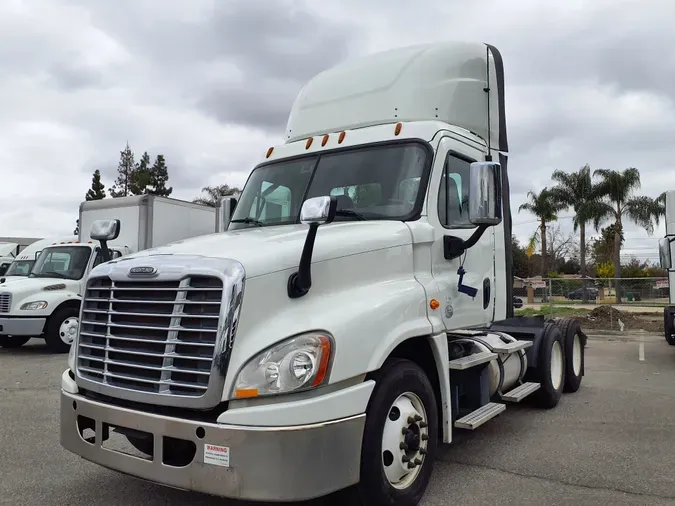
top-left (439, 458), bottom-right (675, 500)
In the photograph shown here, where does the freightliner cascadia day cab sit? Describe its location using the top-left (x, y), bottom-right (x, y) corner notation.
top-left (0, 236), bottom-right (78, 284)
top-left (659, 190), bottom-right (675, 344)
top-left (60, 41), bottom-right (587, 506)
top-left (0, 195), bottom-right (216, 353)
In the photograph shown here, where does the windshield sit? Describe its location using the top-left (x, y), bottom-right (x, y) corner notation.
top-left (229, 142), bottom-right (430, 230)
top-left (31, 246), bottom-right (93, 280)
top-left (4, 260), bottom-right (35, 277)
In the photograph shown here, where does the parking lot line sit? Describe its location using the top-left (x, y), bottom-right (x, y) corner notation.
top-left (639, 339), bottom-right (645, 361)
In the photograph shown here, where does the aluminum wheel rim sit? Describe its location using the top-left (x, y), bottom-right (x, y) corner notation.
top-left (381, 392), bottom-right (429, 490)
top-left (59, 317), bottom-right (79, 345)
top-left (572, 334), bottom-right (582, 377)
top-left (551, 340), bottom-right (563, 390)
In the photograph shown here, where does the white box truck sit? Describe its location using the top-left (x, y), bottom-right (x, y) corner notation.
top-left (60, 42), bottom-right (587, 506)
top-left (0, 195), bottom-right (216, 352)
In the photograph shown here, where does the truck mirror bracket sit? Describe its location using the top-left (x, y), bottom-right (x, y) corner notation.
top-left (287, 196), bottom-right (338, 299)
top-left (443, 225), bottom-right (489, 261)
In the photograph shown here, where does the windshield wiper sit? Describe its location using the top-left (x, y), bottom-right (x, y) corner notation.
top-left (335, 209), bottom-right (367, 221)
top-left (230, 218), bottom-right (264, 227)
top-left (36, 272), bottom-right (68, 279)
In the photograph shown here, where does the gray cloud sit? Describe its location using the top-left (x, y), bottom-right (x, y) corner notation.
top-left (0, 0), bottom-right (673, 266)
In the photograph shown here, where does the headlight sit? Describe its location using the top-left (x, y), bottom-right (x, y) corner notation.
top-left (68, 342), bottom-right (76, 371)
top-left (233, 332), bottom-right (333, 399)
top-left (20, 300), bottom-right (47, 310)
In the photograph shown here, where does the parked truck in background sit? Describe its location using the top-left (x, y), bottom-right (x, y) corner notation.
top-left (0, 236), bottom-right (78, 284)
top-left (0, 195), bottom-right (216, 352)
top-left (60, 41), bottom-right (587, 506)
top-left (0, 242), bottom-right (20, 276)
top-left (659, 190), bottom-right (675, 344)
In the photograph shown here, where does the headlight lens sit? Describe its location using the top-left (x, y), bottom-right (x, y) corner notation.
top-left (233, 332), bottom-right (333, 399)
top-left (68, 341), bottom-right (76, 371)
top-left (20, 300), bottom-right (47, 310)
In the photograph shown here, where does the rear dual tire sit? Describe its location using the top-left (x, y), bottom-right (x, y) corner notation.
top-left (531, 322), bottom-right (565, 409)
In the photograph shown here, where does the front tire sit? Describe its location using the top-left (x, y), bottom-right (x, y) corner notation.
top-left (44, 306), bottom-right (79, 353)
top-left (0, 336), bottom-right (31, 348)
top-left (349, 358), bottom-right (438, 506)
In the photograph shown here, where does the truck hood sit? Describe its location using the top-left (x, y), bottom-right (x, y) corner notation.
top-left (125, 221), bottom-right (414, 278)
top-left (0, 277), bottom-right (80, 293)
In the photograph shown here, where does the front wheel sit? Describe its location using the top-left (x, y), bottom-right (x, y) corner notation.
top-left (44, 306), bottom-right (79, 353)
top-left (0, 336), bottom-right (31, 348)
top-left (347, 358), bottom-right (438, 506)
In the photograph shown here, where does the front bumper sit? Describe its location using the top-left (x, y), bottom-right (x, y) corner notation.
top-left (0, 316), bottom-right (46, 336)
top-left (60, 390), bottom-right (366, 502)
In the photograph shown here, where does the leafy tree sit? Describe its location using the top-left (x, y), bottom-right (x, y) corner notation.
top-left (518, 188), bottom-right (566, 276)
top-left (129, 151), bottom-right (151, 195)
top-left (591, 167), bottom-right (661, 301)
top-left (148, 154), bottom-right (172, 197)
top-left (192, 184), bottom-right (241, 207)
top-left (109, 143), bottom-right (136, 198)
top-left (549, 164), bottom-right (603, 276)
top-left (85, 169), bottom-right (106, 201)
top-left (73, 219), bottom-right (79, 236)
top-left (511, 235), bottom-right (530, 279)
top-left (589, 224), bottom-right (623, 268)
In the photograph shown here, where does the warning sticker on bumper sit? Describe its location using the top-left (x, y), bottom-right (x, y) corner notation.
top-left (204, 444), bottom-right (230, 467)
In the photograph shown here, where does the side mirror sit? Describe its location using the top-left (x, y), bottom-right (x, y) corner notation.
top-left (300, 196), bottom-right (338, 225)
top-left (469, 161), bottom-right (502, 226)
top-left (90, 219), bottom-right (121, 241)
top-left (659, 237), bottom-right (672, 269)
top-left (217, 196), bottom-right (238, 232)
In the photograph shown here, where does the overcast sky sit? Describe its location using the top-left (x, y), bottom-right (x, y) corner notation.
top-left (0, 0), bottom-right (671, 263)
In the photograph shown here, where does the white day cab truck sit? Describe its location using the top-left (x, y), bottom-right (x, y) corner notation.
top-left (0, 195), bottom-right (216, 352)
top-left (659, 190), bottom-right (675, 344)
top-left (0, 235), bottom-right (78, 284)
top-left (0, 242), bottom-right (21, 276)
top-left (60, 41), bottom-right (587, 506)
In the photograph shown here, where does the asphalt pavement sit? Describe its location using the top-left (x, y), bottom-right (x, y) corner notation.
top-left (1, 333), bottom-right (675, 506)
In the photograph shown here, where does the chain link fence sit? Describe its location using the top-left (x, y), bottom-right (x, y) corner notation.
top-left (513, 277), bottom-right (669, 333)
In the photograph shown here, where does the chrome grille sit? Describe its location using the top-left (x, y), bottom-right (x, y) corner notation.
top-left (76, 275), bottom-right (224, 397)
top-left (0, 293), bottom-right (10, 313)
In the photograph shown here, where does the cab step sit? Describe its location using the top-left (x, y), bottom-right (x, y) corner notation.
top-left (501, 382), bottom-right (540, 403)
top-left (490, 339), bottom-right (533, 354)
top-left (454, 402), bottom-right (506, 430)
top-left (448, 351), bottom-right (497, 370)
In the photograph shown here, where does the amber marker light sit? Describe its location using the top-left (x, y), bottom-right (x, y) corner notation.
top-left (430, 299), bottom-right (440, 310)
top-left (266, 146), bottom-right (274, 158)
top-left (321, 134), bottom-right (329, 146)
top-left (305, 137), bottom-right (314, 149)
top-left (394, 122), bottom-right (403, 135)
top-left (338, 131), bottom-right (346, 144)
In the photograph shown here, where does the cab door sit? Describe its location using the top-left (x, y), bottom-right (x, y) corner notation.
top-left (428, 135), bottom-right (495, 329)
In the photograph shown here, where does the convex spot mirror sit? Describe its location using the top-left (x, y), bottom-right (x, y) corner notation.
top-left (659, 237), bottom-right (672, 270)
top-left (469, 161), bottom-right (502, 226)
top-left (90, 219), bottom-right (121, 241)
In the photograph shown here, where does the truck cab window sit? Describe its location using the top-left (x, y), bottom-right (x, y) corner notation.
top-left (31, 246), bottom-right (93, 280)
top-left (93, 249), bottom-right (122, 268)
top-left (230, 142), bottom-right (429, 230)
top-left (438, 153), bottom-right (472, 228)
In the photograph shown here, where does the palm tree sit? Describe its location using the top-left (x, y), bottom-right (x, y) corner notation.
top-left (192, 184), bottom-right (241, 207)
top-left (591, 167), bottom-right (662, 301)
top-left (518, 188), bottom-right (566, 276)
top-left (549, 164), bottom-right (602, 276)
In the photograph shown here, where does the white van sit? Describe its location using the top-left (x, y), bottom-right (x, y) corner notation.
top-left (0, 236), bottom-right (79, 283)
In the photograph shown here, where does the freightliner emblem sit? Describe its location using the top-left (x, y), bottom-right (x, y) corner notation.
top-left (129, 266), bottom-right (157, 276)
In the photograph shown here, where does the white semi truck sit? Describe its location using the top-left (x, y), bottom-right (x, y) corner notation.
top-left (659, 190), bottom-right (675, 344)
top-left (0, 235), bottom-right (79, 284)
top-left (60, 41), bottom-right (587, 506)
top-left (0, 195), bottom-right (216, 352)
